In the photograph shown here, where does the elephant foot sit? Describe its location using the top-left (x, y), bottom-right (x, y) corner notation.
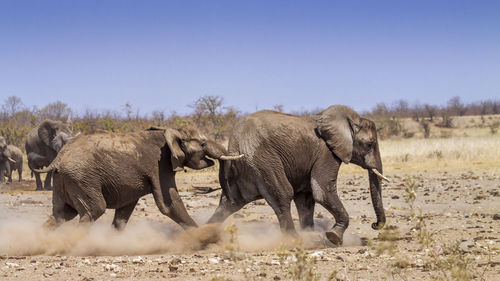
top-left (44, 186), bottom-right (53, 191)
top-left (35, 187), bottom-right (44, 191)
top-left (42, 216), bottom-right (57, 230)
top-left (325, 230), bottom-right (343, 246)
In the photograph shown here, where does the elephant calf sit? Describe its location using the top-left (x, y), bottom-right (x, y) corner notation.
top-left (0, 136), bottom-right (17, 183)
top-left (37, 126), bottom-right (242, 230)
top-left (6, 145), bottom-right (23, 182)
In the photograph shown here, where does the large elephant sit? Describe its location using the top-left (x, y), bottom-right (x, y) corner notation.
top-left (25, 119), bottom-right (73, 190)
top-left (36, 126), bottom-right (242, 230)
top-left (207, 105), bottom-right (388, 245)
top-left (0, 136), bottom-right (16, 183)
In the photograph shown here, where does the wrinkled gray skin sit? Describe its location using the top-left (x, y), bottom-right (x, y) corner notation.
top-left (37, 127), bottom-right (232, 230)
top-left (208, 105), bottom-right (386, 245)
top-left (25, 120), bottom-right (72, 190)
top-left (0, 136), bottom-right (12, 183)
top-left (6, 145), bottom-right (23, 182)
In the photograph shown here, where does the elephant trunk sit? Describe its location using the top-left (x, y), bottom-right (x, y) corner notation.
top-left (368, 145), bottom-right (386, 230)
top-left (203, 140), bottom-right (228, 159)
top-left (203, 141), bottom-right (244, 161)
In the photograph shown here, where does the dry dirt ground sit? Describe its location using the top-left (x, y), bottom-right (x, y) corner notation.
top-left (0, 168), bottom-right (499, 280)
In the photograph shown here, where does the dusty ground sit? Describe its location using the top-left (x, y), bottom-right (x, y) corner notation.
top-left (0, 168), bottom-right (499, 280)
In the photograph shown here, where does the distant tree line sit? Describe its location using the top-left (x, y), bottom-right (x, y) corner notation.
top-left (364, 96), bottom-right (499, 121)
top-left (1, 95), bottom-right (498, 148)
top-left (362, 96), bottom-right (500, 138)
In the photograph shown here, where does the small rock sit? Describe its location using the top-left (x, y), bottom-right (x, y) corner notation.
top-left (309, 251), bottom-right (324, 258)
top-left (169, 266), bottom-right (178, 272)
top-left (132, 257), bottom-right (144, 264)
top-left (493, 214), bottom-right (500, 220)
top-left (208, 258), bottom-right (219, 264)
top-left (5, 262), bottom-right (19, 268)
top-left (391, 195), bottom-right (400, 199)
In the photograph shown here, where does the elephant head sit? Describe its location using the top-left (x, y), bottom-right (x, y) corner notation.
top-left (38, 119), bottom-right (73, 153)
top-left (0, 136), bottom-right (15, 163)
top-left (316, 105), bottom-right (387, 230)
top-left (0, 136), bottom-right (13, 182)
top-left (158, 126), bottom-right (243, 172)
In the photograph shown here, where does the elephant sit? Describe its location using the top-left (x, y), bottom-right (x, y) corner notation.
top-left (0, 136), bottom-right (16, 183)
top-left (207, 105), bottom-right (388, 245)
top-left (6, 145), bottom-right (23, 183)
top-left (25, 119), bottom-right (73, 190)
top-left (35, 126), bottom-right (243, 230)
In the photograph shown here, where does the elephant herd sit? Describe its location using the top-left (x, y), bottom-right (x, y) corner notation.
top-left (0, 119), bottom-right (74, 189)
top-left (3, 105), bottom-right (390, 246)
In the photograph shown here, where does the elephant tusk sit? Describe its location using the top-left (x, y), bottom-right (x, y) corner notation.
top-left (219, 154), bottom-right (244, 161)
top-left (8, 157), bottom-right (16, 163)
top-left (372, 169), bottom-right (390, 182)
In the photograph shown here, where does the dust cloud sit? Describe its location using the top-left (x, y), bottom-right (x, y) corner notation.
top-left (0, 214), bottom-right (363, 256)
top-left (0, 216), bottom-right (221, 256)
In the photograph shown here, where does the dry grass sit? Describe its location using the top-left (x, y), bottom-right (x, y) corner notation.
top-left (8, 115), bottom-right (500, 184)
top-left (340, 135), bottom-right (500, 174)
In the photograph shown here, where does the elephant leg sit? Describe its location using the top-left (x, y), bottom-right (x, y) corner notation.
top-left (0, 162), bottom-right (10, 183)
top-left (66, 181), bottom-right (106, 224)
top-left (51, 201), bottom-right (78, 226)
top-left (311, 154), bottom-right (348, 246)
top-left (164, 187), bottom-right (198, 229)
top-left (154, 172), bottom-right (198, 229)
top-left (34, 172), bottom-right (43, 190)
top-left (45, 179), bottom-right (78, 229)
top-left (7, 169), bottom-right (13, 183)
top-left (18, 167), bottom-right (22, 182)
top-left (258, 170), bottom-right (298, 237)
top-left (112, 200), bottom-right (139, 230)
top-left (294, 190), bottom-right (315, 230)
top-left (207, 195), bottom-right (249, 224)
top-left (76, 196), bottom-right (106, 224)
top-left (44, 171), bottom-right (53, 190)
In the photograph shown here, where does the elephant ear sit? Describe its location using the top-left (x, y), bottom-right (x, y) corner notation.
top-left (38, 120), bottom-right (57, 148)
top-left (316, 105), bottom-right (362, 164)
top-left (164, 128), bottom-right (186, 172)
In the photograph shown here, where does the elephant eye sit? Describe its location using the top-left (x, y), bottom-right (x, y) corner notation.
top-left (366, 141), bottom-right (375, 148)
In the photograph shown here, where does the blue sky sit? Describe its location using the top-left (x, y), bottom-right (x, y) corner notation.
top-left (1, 0), bottom-right (499, 115)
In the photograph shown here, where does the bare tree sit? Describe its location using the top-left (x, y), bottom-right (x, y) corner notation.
top-left (392, 99), bottom-right (409, 117)
top-left (2, 96), bottom-right (25, 118)
top-left (447, 96), bottom-right (466, 116)
top-left (273, 104), bottom-right (284, 112)
top-left (424, 104), bottom-right (437, 122)
top-left (37, 101), bottom-right (72, 121)
top-left (190, 95), bottom-right (225, 139)
top-left (122, 102), bottom-right (133, 120)
top-left (151, 110), bottom-right (165, 125)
